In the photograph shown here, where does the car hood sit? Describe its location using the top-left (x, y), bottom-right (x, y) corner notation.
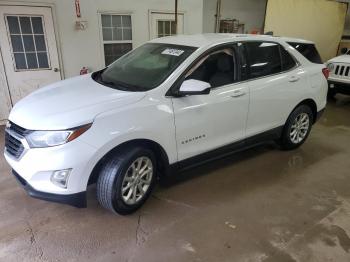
top-left (9, 74), bottom-right (146, 130)
top-left (328, 55), bottom-right (350, 64)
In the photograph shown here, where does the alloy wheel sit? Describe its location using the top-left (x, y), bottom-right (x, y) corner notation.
top-left (121, 156), bottom-right (153, 205)
top-left (290, 112), bottom-right (310, 144)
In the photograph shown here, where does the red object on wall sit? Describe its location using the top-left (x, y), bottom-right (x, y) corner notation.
top-left (75, 0), bottom-right (81, 18)
top-left (80, 67), bottom-right (89, 75)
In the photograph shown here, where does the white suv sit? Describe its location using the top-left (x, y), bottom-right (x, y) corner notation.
top-left (326, 49), bottom-right (350, 98)
top-left (4, 34), bottom-right (328, 214)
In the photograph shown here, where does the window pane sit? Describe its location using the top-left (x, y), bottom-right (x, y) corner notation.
top-left (104, 43), bottom-right (132, 66)
top-left (34, 35), bottom-right (46, 51)
top-left (245, 42), bottom-right (282, 78)
top-left (7, 16), bottom-right (20, 34)
top-left (158, 21), bottom-right (164, 35)
top-left (10, 35), bottom-right (24, 52)
top-left (186, 50), bottom-right (236, 88)
top-left (171, 21), bottom-right (176, 35)
top-left (37, 52), bottom-right (49, 68)
top-left (281, 47), bottom-right (296, 71)
top-left (287, 42), bottom-right (323, 64)
top-left (14, 53), bottom-right (26, 69)
top-left (164, 21), bottom-right (170, 35)
top-left (102, 28), bottom-right (112, 40)
top-left (19, 17), bottom-right (32, 34)
top-left (31, 17), bottom-right (44, 34)
top-left (121, 15), bottom-right (131, 27)
top-left (23, 35), bottom-right (35, 52)
top-left (26, 53), bottom-right (38, 69)
top-left (104, 44), bottom-right (113, 56)
top-left (101, 15), bottom-right (111, 27)
top-left (123, 28), bottom-right (132, 40)
top-left (121, 43), bottom-right (132, 53)
top-left (112, 15), bottom-right (122, 27)
top-left (112, 28), bottom-right (123, 40)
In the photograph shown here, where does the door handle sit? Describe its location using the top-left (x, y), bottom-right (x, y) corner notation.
top-left (288, 75), bottom-right (300, 82)
top-left (53, 68), bottom-right (60, 72)
top-left (230, 89), bottom-right (246, 98)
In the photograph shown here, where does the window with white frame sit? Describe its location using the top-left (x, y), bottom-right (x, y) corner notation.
top-left (157, 20), bottom-right (176, 38)
top-left (6, 15), bottom-right (50, 70)
top-left (101, 14), bottom-right (132, 66)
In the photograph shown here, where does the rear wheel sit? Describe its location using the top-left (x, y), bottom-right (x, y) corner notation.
top-left (97, 147), bottom-right (156, 215)
top-left (279, 105), bottom-right (313, 150)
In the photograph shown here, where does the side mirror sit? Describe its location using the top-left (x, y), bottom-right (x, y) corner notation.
top-left (178, 79), bottom-right (211, 96)
top-left (340, 47), bottom-right (348, 55)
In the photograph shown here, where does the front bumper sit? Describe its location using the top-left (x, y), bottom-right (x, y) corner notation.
top-left (4, 136), bottom-right (97, 195)
top-left (328, 80), bottom-right (350, 95)
top-left (12, 169), bottom-right (86, 208)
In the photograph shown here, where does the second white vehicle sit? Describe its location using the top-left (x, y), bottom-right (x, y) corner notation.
top-left (327, 48), bottom-right (350, 98)
top-left (4, 34), bottom-right (328, 214)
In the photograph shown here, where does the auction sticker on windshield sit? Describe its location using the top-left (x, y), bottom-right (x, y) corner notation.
top-left (162, 48), bottom-right (184, 56)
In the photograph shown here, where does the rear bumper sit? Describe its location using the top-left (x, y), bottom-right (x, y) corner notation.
top-left (328, 80), bottom-right (350, 95)
top-left (12, 169), bottom-right (87, 208)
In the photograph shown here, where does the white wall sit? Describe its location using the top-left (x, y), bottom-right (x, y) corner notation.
top-left (0, 0), bottom-right (203, 79)
top-left (203, 0), bottom-right (267, 33)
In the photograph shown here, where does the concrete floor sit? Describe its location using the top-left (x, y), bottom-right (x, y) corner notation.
top-left (1, 97), bottom-right (350, 262)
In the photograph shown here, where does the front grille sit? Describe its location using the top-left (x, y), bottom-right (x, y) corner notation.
top-left (4, 122), bottom-right (31, 159)
top-left (334, 64), bottom-right (350, 77)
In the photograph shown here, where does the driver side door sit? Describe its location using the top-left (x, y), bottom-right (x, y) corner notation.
top-left (171, 44), bottom-right (250, 161)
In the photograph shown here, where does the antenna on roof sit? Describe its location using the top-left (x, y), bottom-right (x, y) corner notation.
top-left (264, 31), bottom-right (274, 36)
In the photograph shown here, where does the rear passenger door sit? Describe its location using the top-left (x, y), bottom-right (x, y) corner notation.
top-left (243, 41), bottom-right (308, 137)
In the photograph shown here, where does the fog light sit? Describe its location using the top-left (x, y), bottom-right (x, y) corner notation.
top-left (51, 169), bottom-right (71, 188)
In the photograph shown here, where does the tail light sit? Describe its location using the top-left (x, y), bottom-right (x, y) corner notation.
top-left (322, 68), bottom-right (329, 79)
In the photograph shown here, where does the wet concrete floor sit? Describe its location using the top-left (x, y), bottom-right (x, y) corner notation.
top-left (1, 96), bottom-right (350, 261)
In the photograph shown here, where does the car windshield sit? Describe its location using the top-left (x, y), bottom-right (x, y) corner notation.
top-left (92, 43), bottom-right (197, 91)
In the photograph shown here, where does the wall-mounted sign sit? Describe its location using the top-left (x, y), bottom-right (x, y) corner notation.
top-left (75, 0), bottom-right (81, 18)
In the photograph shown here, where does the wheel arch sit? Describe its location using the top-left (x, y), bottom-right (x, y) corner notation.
top-left (88, 139), bottom-right (171, 185)
top-left (292, 98), bottom-right (317, 124)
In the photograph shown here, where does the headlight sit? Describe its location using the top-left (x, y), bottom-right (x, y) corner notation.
top-left (26, 123), bottom-right (92, 148)
top-left (327, 63), bottom-right (334, 71)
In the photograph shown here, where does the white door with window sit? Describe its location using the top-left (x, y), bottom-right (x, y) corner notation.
top-left (149, 12), bottom-right (184, 39)
top-left (0, 5), bottom-right (61, 106)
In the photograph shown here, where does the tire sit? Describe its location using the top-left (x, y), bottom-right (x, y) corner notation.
top-left (96, 147), bottom-right (157, 215)
top-left (327, 88), bottom-right (336, 100)
top-left (279, 105), bottom-right (313, 150)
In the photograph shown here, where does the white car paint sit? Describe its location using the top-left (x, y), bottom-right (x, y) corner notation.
top-left (4, 34), bottom-right (327, 199)
top-left (327, 53), bottom-right (350, 85)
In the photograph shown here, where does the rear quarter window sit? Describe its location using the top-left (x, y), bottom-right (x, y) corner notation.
top-left (287, 42), bottom-right (323, 64)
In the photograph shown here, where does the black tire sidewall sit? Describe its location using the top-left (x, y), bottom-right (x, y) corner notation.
top-left (100, 147), bottom-right (157, 215)
top-left (281, 105), bottom-right (313, 150)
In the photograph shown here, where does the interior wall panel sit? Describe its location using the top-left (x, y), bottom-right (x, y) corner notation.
top-left (264, 0), bottom-right (347, 61)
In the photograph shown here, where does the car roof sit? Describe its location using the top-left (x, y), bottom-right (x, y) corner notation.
top-left (149, 33), bottom-right (314, 48)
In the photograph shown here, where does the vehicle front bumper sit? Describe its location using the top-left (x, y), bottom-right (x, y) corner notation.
top-left (12, 169), bottom-right (86, 207)
top-left (328, 79), bottom-right (350, 95)
top-left (4, 135), bottom-right (98, 207)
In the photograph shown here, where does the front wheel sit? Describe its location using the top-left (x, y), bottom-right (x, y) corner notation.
top-left (97, 147), bottom-right (156, 215)
top-left (279, 105), bottom-right (313, 150)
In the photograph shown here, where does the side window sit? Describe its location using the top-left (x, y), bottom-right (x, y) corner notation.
top-left (245, 42), bottom-right (282, 79)
top-left (280, 47), bottom-right (297, 71)
top-left (185, 48), bottom-right (237, 88)
top-left (287, 42), bottom-right (322, 64)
